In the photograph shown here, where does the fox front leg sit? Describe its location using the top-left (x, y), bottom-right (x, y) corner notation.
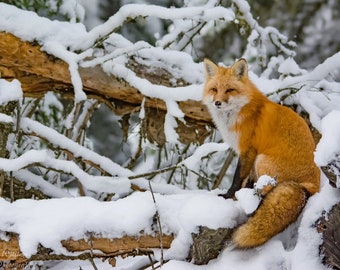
top-left (221, 148), bottom-right (257, 199)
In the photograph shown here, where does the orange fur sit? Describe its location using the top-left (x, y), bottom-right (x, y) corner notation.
top-left (203, 58), bottom-right (320, 248)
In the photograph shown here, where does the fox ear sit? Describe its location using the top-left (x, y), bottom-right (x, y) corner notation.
top-left (232, 58), bottom-right (248, 79)
top-left (204, 58), bottom-right (218, 78)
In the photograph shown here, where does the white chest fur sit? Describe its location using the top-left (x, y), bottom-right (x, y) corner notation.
top-left (204, 95), bottom-right (248, 152)
top-left (208, 106), bottom-right (239, 151)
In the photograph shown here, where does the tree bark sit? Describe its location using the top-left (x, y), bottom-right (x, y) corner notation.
top-left (318, 202), bottom-right (340, 270)
top-left (0, 101), bottom-right (16, 199)
top-left (189, 226), bottom-right (234, 265)
top-left (1, 175), bottom-right (49, 200)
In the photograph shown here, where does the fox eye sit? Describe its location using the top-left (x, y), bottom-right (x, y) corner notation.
top-left (225, 88), bottom-right (235, 93)
top-left (210, 87), bottom-right (217, 93)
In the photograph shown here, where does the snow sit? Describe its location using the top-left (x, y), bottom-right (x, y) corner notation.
top-left (100, 51), bottom-right (204, 102)
top-left (235, 188), bottom-right (260, 215)
top-left (59, 0), bottom-right (85, 23)
top-left (0, 113), bottom-right (13, 124)
top-left (315, 110), bottom-right (340, 166)
top-left (19, 117), bottom-right (133, 177)
top-left (0, 149), bottom-right (132, 196)
top-left (0, 4), bottom-right (87, 49)
top-left (42, 42), bottom-right (90, 102)
top-left (0, 179), bottom-right (337, 269)
top-left (0, 191), bottom-right (241, 259)
top-left (0, 1), bottom-right (339, 270)
top-left (254, 175), bottom-right (277, 190)
top-left (278, 58), bottom-right (303, 76)
top-left (0, 194), bottom-right (155, 256)
top-left (88, 2), bottom-right (234, 51)
top-left (181, 143), bottom-right (229, 170)
top-left (16, 176), bottom-right (333, 270)
top-left (158, 177), bottom-right (339, 270)
top-left (14, 170), bottom-right (72, 198)
top-left (0, 79), bottom-right (22, 105)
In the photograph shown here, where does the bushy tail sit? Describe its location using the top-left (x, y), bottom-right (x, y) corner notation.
top-left (233, 181), bottom-right (308, 248)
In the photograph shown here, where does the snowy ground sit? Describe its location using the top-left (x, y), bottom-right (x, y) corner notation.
top-left (0, 1), bottom-right (340, 269)
top-left (0, 174), bottom-right (339, 270)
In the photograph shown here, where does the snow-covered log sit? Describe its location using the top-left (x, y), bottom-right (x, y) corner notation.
top-left (0, 31), bottom-right (211, 145)
top-left (0, 194), bottom-right (339, 269)
top-left (0, 31), bottom-right (210, 123)
top-left (0, 233), bottom-right (173, 268)
top-left (0, 193), bottom-right (241, 267)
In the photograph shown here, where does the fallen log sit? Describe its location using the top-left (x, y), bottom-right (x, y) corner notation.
top-left (0, 232), bottom-right (174, 268)
top-left (0, 32), bottom-right (212, 145)
top-left (0, 32), bottom-right (211, 123)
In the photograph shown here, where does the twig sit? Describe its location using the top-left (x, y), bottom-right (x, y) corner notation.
top-left (75, 100), bottom-right (99, 144)
top-left (213, 149), bottom-right (236, 189)
top-left (10, 171), bottom-right (14, 202)
top-left (147, 180), bottom-right (164, 266)
top-left (23, 131), bottom-right (112, 176)
top-left (125, 117), bottom-right (144, 170)
top-left (166, 165), bottom-right (179, 184)
top-left (22, 98), bottom-right (41, 119)
top-left (15, 100), bottom-right (22, 146)
top-left (187, 168), bottom-right (211, 183)
top-left (65, 101), bottom-right (82, 141)
top-left (147, 253), bottom-right (156, 270)
top-left (267, 85), bottom-right (304, 101)
top-left (88, 257), bottom-right (99, 270)
top-left (128, 165), bottom-right (179, 180)
top-left (178, 22), bottom-right (207, 52)
top-left (91, 17), bottom-right (136, 49)
top-left (165, 144), bottom-right (191, 184)
top-left (0, 170), bottom-right (4, 197)
top-left (88, 233), bottom-right (99, 270)
top-left (146, 261), bottom-right (169, 270)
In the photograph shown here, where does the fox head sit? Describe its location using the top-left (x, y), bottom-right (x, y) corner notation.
top-left (202, 58), bottom-right (250, 111)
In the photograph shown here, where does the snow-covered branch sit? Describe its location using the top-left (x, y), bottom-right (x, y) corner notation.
top-left (20, 117), bottom-right (132, 177)
top-left (2, 110), bottom-right (231, 195)
top-left (86, 1), bottom-right (235, 50)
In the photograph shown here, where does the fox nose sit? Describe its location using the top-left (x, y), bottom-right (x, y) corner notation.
top-left (214, 101), bottom-right (222, 108)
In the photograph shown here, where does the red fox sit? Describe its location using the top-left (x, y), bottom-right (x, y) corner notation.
top-left (203, 58), bottom-right (320, 248)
